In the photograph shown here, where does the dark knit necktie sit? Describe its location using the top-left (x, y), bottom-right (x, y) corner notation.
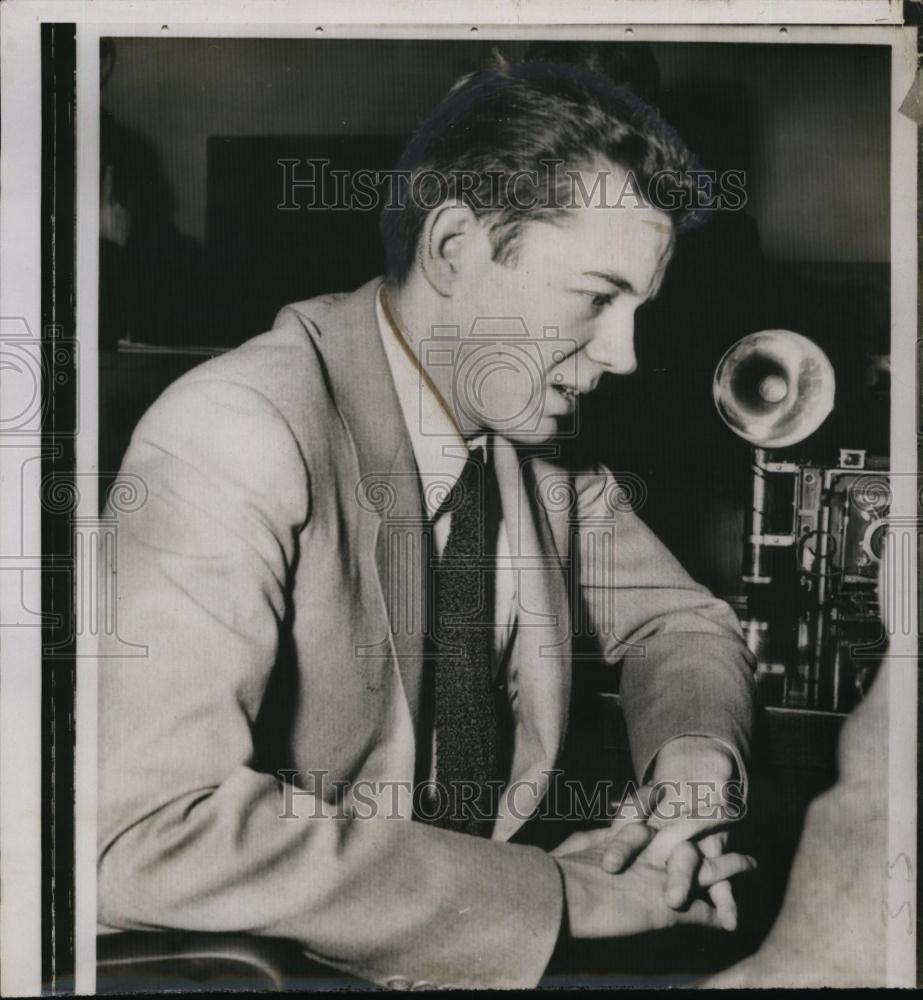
top-left (427, 446), bottom-right (501, 837)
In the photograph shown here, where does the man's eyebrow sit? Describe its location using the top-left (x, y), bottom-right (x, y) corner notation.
top-left (582, 270), bottom-right (637, 295)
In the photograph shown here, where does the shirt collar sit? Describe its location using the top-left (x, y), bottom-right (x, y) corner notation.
top-left (376, 285), bottom-right (487, 520)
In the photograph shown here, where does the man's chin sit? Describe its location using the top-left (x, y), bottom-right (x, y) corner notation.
top-left (492, 416), bottom-right (563, 445)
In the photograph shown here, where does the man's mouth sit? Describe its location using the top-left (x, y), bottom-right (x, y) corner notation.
top-left (552, 384), bottom-right (578, 402)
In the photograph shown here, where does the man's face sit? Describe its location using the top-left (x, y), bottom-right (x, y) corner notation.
top-left (435, 167), bottom-right (673, 443)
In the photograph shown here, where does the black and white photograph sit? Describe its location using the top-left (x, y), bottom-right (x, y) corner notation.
top-left (0, 2), bottom-right (918, 994)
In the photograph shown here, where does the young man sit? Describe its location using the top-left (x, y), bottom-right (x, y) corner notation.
top-left (98, 61), bottom-right (756, 989)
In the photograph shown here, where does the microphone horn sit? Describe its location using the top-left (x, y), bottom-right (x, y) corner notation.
top-left (713, 330), bottom-right (835, 448)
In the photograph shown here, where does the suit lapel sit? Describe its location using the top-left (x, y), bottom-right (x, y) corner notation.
top-left (289, 278), bottom-right (428, 743)
top-left (371, 435), bottom-right (428, 733)
top-left (491, 441), bottom-right (572, 841)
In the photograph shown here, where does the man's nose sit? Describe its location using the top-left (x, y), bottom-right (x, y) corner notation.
top-left (584, 315), bottom-right (638, 375)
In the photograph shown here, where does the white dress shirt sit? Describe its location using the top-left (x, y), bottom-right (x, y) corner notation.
top-left (376, 286), bottom-right (521, 785)
top-left (376, 285), bottom-right (518, 664)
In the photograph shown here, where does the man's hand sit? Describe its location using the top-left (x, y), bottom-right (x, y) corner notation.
top-left (552, 839), bottom-right (756, 940)
top-left (607, 737), bottom-right (745, 928)
top-left (563, 737), bottom-right (748, 929)
top-left (644, 736), bottom-right (738, 852)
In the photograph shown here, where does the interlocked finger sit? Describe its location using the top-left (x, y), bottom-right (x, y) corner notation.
top-left (697, 850), bottom-right (756, 889)
top-left (698, 831), bottom-right (738, 931)
top-left (600, 821), bottom-right (654, 873)
top-left (664, 840), bottom-right (700, 909)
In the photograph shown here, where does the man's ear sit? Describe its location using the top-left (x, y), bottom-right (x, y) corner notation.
top-left (418, 203), bottom-right (479, 297)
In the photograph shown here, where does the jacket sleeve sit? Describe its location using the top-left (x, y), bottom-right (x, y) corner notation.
top-left (97, 374), bottom-right (563, 991)
top-left (569, 465), bottom-right (757, 785)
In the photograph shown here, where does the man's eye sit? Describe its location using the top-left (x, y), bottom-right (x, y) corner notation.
top-left (589, 292), bottom-right (614, 312)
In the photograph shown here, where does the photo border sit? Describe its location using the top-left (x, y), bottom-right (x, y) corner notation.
top-left (0, 3), bottom-right (917, 995)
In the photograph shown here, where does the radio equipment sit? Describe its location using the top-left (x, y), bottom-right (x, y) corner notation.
top-left (714, 330), bottom-right (886, 711)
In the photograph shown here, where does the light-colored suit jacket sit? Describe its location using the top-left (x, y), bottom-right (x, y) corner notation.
top-left (98, 277), bottom-right (756, 989)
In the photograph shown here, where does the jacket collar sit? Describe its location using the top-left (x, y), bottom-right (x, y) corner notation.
top-left (283, 276), bottom-right (410, 491)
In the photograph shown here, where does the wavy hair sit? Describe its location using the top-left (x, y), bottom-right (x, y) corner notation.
top-left (380, 58), bottom-right (702, 286)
